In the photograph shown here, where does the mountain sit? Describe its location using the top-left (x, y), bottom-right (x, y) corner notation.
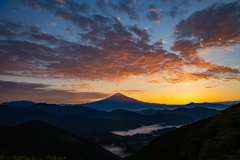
top-left (184, 102), bottom-right (228, 110)
top-left (0, 104), bottom-right (194, 129)
top-left (0, 120), bottom-right (120, 160)
top-left (138, 107), bottom-right (220, 121)
top-left (1, 100), bottom-right (35, 107)
top-left (0, 109), bottom-right (139, 132)
top-left (81, 93), bottom-right (229, 111)
top-left (0, 103), bottom-right (108, 117)
top-left (81, 93), bottom-right (167, 111)
top-left (125, 103), bottom-right (240, 160)
top-left (107, 109), bottom-right (194, 125)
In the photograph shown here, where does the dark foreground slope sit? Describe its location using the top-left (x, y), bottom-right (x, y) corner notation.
top-left (0, 120), bottom-right (120, 160)
top-left (126, 103), bottom-right (240, 160)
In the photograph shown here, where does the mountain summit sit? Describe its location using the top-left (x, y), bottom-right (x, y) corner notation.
top-left (103, 93), bottom-right (142, 103)
top-left (82, 93), bottom-right (165, 111)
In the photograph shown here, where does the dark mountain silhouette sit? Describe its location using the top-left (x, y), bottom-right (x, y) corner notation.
top-left (81, 93), bottom-right (229, 111)
top-left (184, 102), bottom-right (227, 110)
top-left (0, 103), bottom-right (108, 117)
top-left (138, 107), bottom-right (220, 121)
top-left (81, 93), bottom-right (167, 111)
top-left (104, 93), bottom-right (143, 103)
top-left (0, 103), bottom-right (195, 127)
top-left (0, 100), bottom-right (225, 158)
top-left (107, 109), bottom-right (194, 125)
top-left (1, 100), bottom-right (35, 107)
top-left (0, 102), bottom-right (221, 129)
top-left (126, 103), bottom-right (240, 160)
top-left (2, 94), bottom-right (229, 111)
top-left (0, 120), bottom-right (120, 160)
top-left (0, 109), bottom-right (139, 132)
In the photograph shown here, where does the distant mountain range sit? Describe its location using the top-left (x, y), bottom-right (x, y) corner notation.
top-left (1, 94), bottom-right (235, 157)
top-left (0, 99), bottom-right (221, 128)
top-left (126, 103), bottom-right (240, 160)
top-left (81, 93), bottom-right (230, 110)
top-left (1, 93), bottom-right (235, 111)
top-left (0, 103), bottom-right (200, 129)
top-left (1, 100), bottom-right (35, 107)
top-left (0, 120), bottom-right (120, 160)
top-left (0, 96), bottom-right (221, 156)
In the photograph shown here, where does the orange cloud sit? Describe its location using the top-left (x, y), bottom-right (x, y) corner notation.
top-left (113, 90), bottom-right (147, 94)
top-left (146, 80), bottom-right (160, 84)
top-left (205, 86), bottom-right (220, 89)
top-left (62, 84), bottom-right (94, 90)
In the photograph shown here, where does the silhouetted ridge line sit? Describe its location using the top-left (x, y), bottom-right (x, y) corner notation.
top-left (126, 103), bottom-right (240, 160)
top-left (0, 120), bottom-right (121, 160)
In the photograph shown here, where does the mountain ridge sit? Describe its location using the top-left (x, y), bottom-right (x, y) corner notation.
top-left (81, 93), bottom-right (229, 111)
top-left (125, 103), bottom-right (240, 160)
top-left (1, 93), bottom-right (232, 111)
top-left (0, 120), bottom-right (120, 160)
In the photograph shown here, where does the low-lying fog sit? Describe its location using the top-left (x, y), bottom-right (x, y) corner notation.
top-left (105, 124), bottom-right (182, 157)
top-left (112, 124), bottom-right (181, 136)
top-left (103, 144), bottom-right (130, 158)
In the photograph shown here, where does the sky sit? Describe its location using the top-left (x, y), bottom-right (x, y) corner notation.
top-left (0, 0), bottom-right (239, 104)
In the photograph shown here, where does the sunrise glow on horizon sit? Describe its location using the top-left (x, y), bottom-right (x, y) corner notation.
top-left (0, 0), bottom-right (240, 105)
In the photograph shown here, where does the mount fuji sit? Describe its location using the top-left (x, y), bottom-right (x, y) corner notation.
top-left (81, 93), bottom-right (166, 111)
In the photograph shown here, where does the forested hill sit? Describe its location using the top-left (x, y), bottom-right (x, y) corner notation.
top-left (126, 103), bottom-right (240, 160)
top-left (0, 120), bottom-right (120, 160)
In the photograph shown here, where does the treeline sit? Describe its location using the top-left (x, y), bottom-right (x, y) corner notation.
top-left (0, 155), bottom-right (66, 160)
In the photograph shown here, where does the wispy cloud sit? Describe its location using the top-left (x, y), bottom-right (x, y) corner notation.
top-left (0, 80), bottom-right (110, 104)
top-left (62, 84), bottom-right (95, 90)
top-left (205, 86), bottom-right (220, 89)
top-left (145, 4), bottom-right (161, 23)
top-left (96, 0), bottom-right (139, 20)
top-left (170, 1), bottom-right (240, 82)
top-left (113, 90), bottom-right (147, 94)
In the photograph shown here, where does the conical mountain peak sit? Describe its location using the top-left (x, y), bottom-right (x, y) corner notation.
top-left (105, 93), bottom-right (140, 103)
top-left (82, 92), bottom-right (165, 110)
top-left (113, 93), bottom-right (125, 96)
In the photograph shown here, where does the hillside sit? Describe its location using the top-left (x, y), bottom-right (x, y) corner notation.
top-left (126, 103), bottom-right (240, 160)
top-left (0, 120), bottom-right (120, 160)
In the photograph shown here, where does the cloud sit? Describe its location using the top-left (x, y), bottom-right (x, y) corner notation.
top-left (46, 21), bottom-right (57, 28)
top-left (145, 4), bottom-right (161, 23)
top-left (146, 80), bottom-right (160, 84)
top-left (96, 0), bottom-right (139, 20)
top-left (113, 90), bottom-right (147, 94)
top-left (62, 84), bottom-right (94, 90)
top-left (0, 80), bottom-right (109, 104)
top-left (0, 14), bottom-right (186, 82)
top-left (205, 86), bottom-right (220, 89)
top-left (170, 1), bottom-right (240, 82)
top-left (160, 0), bottom-right (189, 19)
top-left (20, 0), bottom-right (65, 11)
top-left (144, 26), bottom-right (151, 30)
top-left (0, 1), bottom-right (239, 84)
top-left (64, 26), bottom-right (71, 30)
top-left (173, 2), bottom-right (240, 48)
top-left (20, 0), bottom-right (91, 14)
